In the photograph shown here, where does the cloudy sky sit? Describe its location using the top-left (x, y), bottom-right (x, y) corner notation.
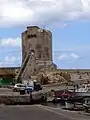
top-left (0, 0), bottom-right (90, 69)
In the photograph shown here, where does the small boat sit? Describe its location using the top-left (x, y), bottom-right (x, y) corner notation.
top-left (75, 83), bottom-right (90, 93)
top-left (75, 83), bottom-right (90, 97)
top-left (52, 89), bottom-right (74, 103)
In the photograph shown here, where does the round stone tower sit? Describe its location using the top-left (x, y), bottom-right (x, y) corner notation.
top-left (22, 26), bottom-right (52, 63)
top-left (19, 26), bottom-right (56, 80)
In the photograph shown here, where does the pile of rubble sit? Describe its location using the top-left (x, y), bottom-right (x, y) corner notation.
top-left (36, 71), bottom-right (71, 85)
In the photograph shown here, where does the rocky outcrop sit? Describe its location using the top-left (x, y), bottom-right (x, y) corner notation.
top-left (0, 92), bottom-right (47, 105)
top-left (36, 71), bottom-right (71, 85)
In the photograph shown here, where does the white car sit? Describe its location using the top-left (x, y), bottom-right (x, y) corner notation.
top-left (13, 83), bottom-right (26, 92)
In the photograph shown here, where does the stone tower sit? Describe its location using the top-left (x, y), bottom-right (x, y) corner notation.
top-left (17, 26), bottom-right (56, 81)
top-left (22, 26), bottom-right (52, 63)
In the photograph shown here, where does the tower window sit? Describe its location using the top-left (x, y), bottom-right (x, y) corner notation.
top-left (34, 34), bottom-right (37, 37)
top-left (27, 35), bottom-right (31, 38)
top-left (27, 34), bottom-right (37, 39)
top-left (31, 49), bottom-right (35, 54)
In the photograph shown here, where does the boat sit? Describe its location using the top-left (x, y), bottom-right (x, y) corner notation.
top-left (75, 83), bottom-right (90, 97)
top-left (75, 83), bottom-right (90, 92)
top-left (52, 89), bottom-right (74, 103)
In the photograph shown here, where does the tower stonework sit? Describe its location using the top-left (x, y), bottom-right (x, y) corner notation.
top-left (22, 26), bottom-right (52, 62)
top-left (19, 26), bottom-right (56, 80)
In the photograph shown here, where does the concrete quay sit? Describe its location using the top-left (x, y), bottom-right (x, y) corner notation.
top-left (0, 88), bottom-right (47, 105)
top-left (0, 92), bottom-right (47, 105)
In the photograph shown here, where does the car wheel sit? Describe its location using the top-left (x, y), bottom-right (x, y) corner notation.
top-left (13, 88), bottom-right (17, 92)
top-left (40, 87), bottom-right (42, 90)
top-left (35, 89), bottom-right (39, 91)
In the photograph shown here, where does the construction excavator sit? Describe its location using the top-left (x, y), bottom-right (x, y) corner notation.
top-left (15, 50), bottom-right (36, 83)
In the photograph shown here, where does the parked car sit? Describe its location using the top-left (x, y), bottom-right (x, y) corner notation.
top-left (24, 85), bottom-right (34, 93)
top-left (13, 83), bottom-right (26, 92)
top-left (22, 80), bottom-right (42, 91)
top-left (13, 81), bottom-right (42, 92)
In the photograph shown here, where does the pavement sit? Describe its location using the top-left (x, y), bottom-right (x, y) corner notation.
top-left (38, 105), bottom-right (90, 120)
top-left (0, 105), bottom-right (90, 120)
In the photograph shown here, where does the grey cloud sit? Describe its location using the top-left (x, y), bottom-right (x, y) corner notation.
top-left (0, 0), bottom-right (90, 27)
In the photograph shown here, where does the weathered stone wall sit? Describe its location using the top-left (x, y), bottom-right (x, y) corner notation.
top-left (70, 72), bottom-right (90, 81)
top-left (36, 70), bottom-right (90, 85)
top-left (0, 92), bottom-right (47, 105)
top-left (22, 26), bottom-right (52, 63)
top-left (49, 69), bottom-right (90, 82)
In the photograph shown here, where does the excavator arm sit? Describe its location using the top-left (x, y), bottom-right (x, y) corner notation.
top-left (16, 50), bottom-right (35, 82)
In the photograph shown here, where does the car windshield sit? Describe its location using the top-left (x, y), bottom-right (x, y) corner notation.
top-left (17, 85), bottom-right (22, 87)
top-left (17, 84), bottom-right (25, 87)
top-left (27, 86), bottom-right (33, 87)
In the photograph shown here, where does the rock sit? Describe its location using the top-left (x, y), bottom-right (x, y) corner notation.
top-left (0, 93), bottom-right (47, 105)
top-left (36, 71), bottom-right (71, 85)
